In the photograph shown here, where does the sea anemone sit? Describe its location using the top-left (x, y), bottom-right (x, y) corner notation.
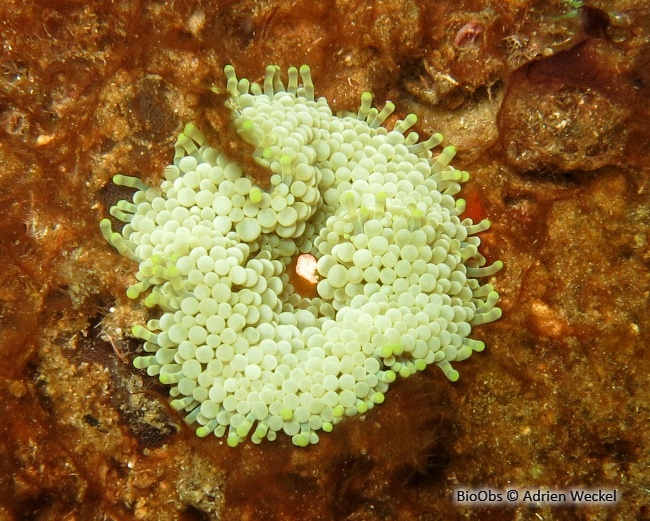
top-left (100, 64), bottom-right (502, 447)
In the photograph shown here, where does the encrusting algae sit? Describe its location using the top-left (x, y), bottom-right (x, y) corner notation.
top-left (100, 64), bottom-right (503, 447)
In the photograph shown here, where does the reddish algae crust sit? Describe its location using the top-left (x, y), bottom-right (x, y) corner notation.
top-left (1, 0), bottom-right (649, 520)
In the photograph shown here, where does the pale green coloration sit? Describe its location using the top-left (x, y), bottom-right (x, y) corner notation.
top-left (100, 64), bottom-right (502, 447)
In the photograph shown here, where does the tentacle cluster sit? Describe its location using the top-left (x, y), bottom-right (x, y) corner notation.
top-left (100, 64), bottom-right (502, 447)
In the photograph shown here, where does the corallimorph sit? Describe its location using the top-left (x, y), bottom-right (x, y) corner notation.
top-left (101, 65), bottom-right (502, 446)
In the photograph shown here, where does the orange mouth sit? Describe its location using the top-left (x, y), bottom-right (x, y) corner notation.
top-left (288, 253), bottom-right (319, 298)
